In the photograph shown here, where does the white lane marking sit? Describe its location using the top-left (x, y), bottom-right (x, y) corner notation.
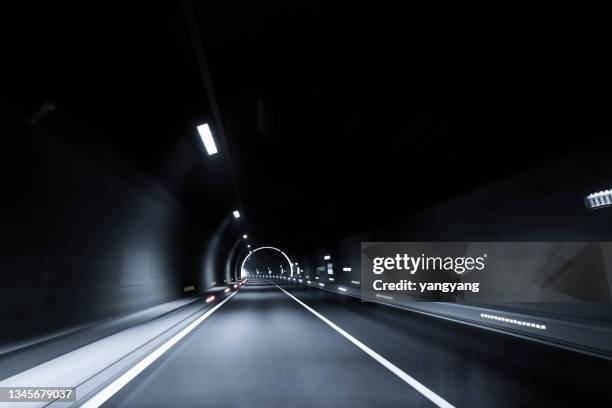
top-left (274, 283), bottom-right (454, 408)
top-left (81, 291), bottom-right (238, 408)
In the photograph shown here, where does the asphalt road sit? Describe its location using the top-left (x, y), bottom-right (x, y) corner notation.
top-left (104, 281), bottom-right (612, 407)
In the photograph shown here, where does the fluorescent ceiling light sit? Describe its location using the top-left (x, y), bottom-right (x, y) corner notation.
top-left (197, 123), bottom-right (218, 155)
top-left (233, 210), bottom-right (241, 218)
top-left (586, 189), bottom-right (612, 209)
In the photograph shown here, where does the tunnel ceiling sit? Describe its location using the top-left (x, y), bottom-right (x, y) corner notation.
top-left (10, 3), bottom-right (608, 255)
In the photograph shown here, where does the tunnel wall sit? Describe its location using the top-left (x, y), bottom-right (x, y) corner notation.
top-left (299, 146), bottom-right (612, 322)
top-left (1, 126), bottom-right (213, 345)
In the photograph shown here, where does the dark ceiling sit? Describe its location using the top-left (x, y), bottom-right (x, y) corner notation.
top-left (7, 2), bottom-right (609, 255)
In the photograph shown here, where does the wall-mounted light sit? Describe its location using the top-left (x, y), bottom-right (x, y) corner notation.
top-left (233, 210), bottom-right (241, 219)
top-left (585, 189), bottom-right (612, 209)
top-left (197, 123), bottom-right (218, 155)
top-left (480, 313), bottom-right (546, 330)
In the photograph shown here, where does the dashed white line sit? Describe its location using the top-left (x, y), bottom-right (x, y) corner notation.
top-left (274, 283), bottom-right (454, 408)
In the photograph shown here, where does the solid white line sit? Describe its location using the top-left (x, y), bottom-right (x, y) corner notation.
top-left (274, 283), bottom-right (454, 408)
top-left (81, 291), bottom-right (238, 408)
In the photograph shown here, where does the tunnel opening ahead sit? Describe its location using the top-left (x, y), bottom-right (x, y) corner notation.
top-left (240, 246), bottom-right (294, 278)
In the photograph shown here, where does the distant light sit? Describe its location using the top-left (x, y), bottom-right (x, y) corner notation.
top-left (329, 277), bottom-right (335, 281)
top-left (233, 210), bottom-right (241, 219)
top-left (319, 282), bottom-right (325, 287)
top-left (247, 244), bottom-right (251, 248)
top-left (206, 295), bottom-right (215, 303)
top-left (586, 189), bottom-right (612, 209)
top-left (343, 267), bottom-right (352, 272)
top-left (233, 284), bottom-right (238, 289)
top-left (351, 280), bottom-right (361, 285)
top-left (243, 234), bottom-right (248, 239)
top-left (338, 286), bottom-right (347, 292)
top-left (299, 279), bottom-right (303, 283)
top-left (224, 288), bottom-right (230, 293)
top-left (307, 280), bottom-right (311, 284)
top-left (197, 123), bottom-right (218, 155)
top-left (324, 255), bottom-right (331, 260)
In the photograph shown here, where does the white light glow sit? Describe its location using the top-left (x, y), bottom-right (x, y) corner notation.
top-left (240, 246), bottom-right (295, 277)
top-left (351, 280), bottom-right (361, 285)
top-left (233, 210), bottom-right (241, 219)
top-left (338, 286), bottom-right (347, 292)
top-left (224, 288), bottom-right (230, 293)
top-left (480, 313), bottom-right (547, 330)
top-left (343, 267), bottom-right (352, 272)
top-left (243, 234), bottom-right (248, 239)
top-left (206, 295), bottom-right (215, 303)
top-left (324, 255), bottom-right (331, 260)
top-left (585, 189), bottom-right (612, 209)
top-left (197, 123), bottom-right (218, 155)
top-left (319, 282), bottom-right (325, 287)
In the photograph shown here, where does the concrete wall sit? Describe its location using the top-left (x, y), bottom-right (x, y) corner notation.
top-left (299, 145), bottom-right (612, 322)
top-left (1, 126), bottom-right (216, 344)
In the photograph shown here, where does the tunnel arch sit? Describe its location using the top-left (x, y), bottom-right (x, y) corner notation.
top-left (240, 246), bottom-right (294, 277)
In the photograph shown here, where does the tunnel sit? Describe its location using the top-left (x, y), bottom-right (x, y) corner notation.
top-left (2, 2), bottom-right (612, 407)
